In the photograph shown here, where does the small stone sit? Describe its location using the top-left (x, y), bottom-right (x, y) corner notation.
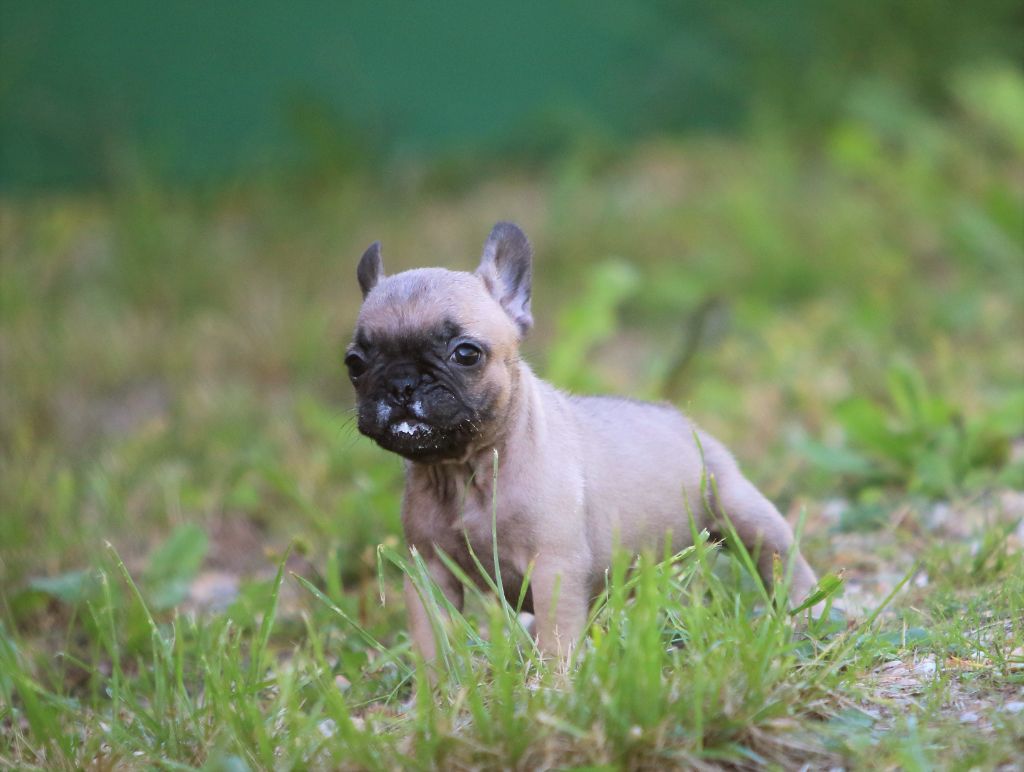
top-left (927, 502), bottom-right (952, 529)
top-left (959, 711), bottom-right (980, 723)
top-left (821, 498), bottom-right (849, 524)
top-left (187, 570), bottom-right (240, 611)
top-left (1002, 701), bottom-right (1024, 714)
top-left (1007, 645), bottom-right (1024, 667)
top-left (913, 658), bottom-right (936, 676)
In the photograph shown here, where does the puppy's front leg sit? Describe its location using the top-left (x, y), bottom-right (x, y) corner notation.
top-left (530, 557), bottom-right (589, 661)
top-left (403, 558), bottom-right (464, 666)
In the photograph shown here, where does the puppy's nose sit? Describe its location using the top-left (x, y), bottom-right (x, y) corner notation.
top-left (388, 375), bottom-right (417, 405)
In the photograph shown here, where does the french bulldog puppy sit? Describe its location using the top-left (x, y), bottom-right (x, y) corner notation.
top-left (345, 222), bottom-right (819, 661)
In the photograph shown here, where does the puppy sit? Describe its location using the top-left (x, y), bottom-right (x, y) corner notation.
top-left (345, 222), bottom-right (819, 661)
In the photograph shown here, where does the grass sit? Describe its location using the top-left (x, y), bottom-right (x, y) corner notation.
top-left (2, 64), bottom-right (1024, 768)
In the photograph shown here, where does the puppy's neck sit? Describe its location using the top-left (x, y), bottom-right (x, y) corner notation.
top-left (406, 361), bottom-right (541, 506)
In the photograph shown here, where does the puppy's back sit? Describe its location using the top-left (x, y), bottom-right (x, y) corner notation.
top-left (567, 395), bottom-right (734, 561)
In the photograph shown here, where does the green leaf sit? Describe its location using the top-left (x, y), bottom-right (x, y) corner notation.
top-left (142, 523), bottom-right (209, 610)
top-left (794, 437), bottom-right (874, 476)
top-left (790, 571), bottom-right (844, 614)
top-left (828, 707), bottom-right (876, 730)
top-left (546, 258), bottom-right (639, 390)
top-left (909, 449), bottom-right (956, 498)
top-left (26, 569), bottom-right (97, 605)
top-left (878, 627), bottom-right (932, 648)
top-left (836, 397), bottom-right (907, 463)
top-left (839, 500), bottom-right (890, 533)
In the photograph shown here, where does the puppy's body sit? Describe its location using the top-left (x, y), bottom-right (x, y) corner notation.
top-left (346, 224), bottom-right (818, 660)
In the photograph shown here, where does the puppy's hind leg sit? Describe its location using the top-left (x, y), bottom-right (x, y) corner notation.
top-left (707, 465), bottom-right (818, 609)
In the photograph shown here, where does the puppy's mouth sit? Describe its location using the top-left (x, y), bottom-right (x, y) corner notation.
top-left (383, 419), bottom-right (453, 460)
top-left (389, 419), bottom-right (434, 437)
top-left (378, 419), bottom-right (465, 461)
top-left (359, 408), bottom-right (473, 462)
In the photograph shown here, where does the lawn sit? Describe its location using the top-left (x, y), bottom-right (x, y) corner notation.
top-left (2, 66), bottom-right (1023, 769)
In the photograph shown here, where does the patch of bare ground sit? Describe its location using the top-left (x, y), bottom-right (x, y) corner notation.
top-left (181, 514), bottom-right (316, 615)
top-left (818, 486), bottom-right (1024, 749)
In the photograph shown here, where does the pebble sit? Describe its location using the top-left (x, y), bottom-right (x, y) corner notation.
top-left (912, 658), bottom-right (937, 676)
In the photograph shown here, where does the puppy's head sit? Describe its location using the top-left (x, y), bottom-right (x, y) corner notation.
top-left (345, 222), bottom-right (533, 463)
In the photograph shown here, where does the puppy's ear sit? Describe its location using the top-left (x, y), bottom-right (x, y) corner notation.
top-left (476, 222), bottom-right (533, 336)
top-left (357, 241), bottom-right (385, 298)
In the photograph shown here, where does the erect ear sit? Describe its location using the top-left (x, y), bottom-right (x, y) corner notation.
top-left (356, 241), bottom-right (384, 298)
top-left (475, 222), bottom-right (533, 336)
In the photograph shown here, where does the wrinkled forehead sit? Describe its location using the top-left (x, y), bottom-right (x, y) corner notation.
top-left (353, 268), bottom-right (512, 345)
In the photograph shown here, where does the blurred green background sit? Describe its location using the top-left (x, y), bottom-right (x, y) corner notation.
top-left (3, 0), bottom-right (1022, 585)
top-left (3, 0), bottom-right (1021, 188)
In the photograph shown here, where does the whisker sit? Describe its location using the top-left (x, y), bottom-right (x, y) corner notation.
top-left (334, 414), bottom-right (358, 439)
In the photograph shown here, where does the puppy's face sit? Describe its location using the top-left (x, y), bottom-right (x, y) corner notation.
top-left (345, 223), bottom-right (533, 463)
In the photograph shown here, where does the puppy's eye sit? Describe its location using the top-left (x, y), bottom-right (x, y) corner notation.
top-left (345, 352), bottom-right (368, 378)
top-left (450, 343), bottom-right (482, 366)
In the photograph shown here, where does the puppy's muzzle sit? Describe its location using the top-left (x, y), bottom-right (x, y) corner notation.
top-left (387, 373), bottom-right (418, 407)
